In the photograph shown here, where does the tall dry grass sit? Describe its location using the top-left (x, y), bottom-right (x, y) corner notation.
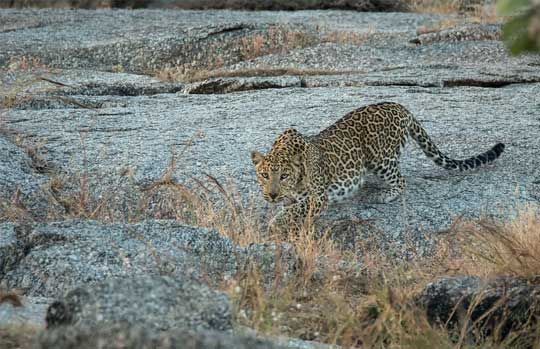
top-left (405, 0), bottom-right (472, 13)
top-left (225, 203), bottom-right (540, 348)
top-left (406, 0), bottom-right (500, 24)
top-left (453, 205), bottom-right (540, 281)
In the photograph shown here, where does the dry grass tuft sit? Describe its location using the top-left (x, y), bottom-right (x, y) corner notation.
top-left (405, 0), bottom-right (469, 13)
top-left (1, 58), bottom-right (61, 110)
top-left (0, 290), bottom-right (36, 349)
top-left (1, 75), bottom-right (40, 110)
top-left (406, 0), bottom-right (500, 24)
top-left (228, 243), bottom-right (453, 347)
top-left (7, 56), bottom-right (47, 72)
top-left (416, 18), bottom-right (463, 35)
top-left (452, 205), bottom-right (540, 281)
top-left (141, 169), bottom-right (266, 247)
top-left (155, 26), bottom-right (318, 82)
top-left (0, 289), bottom-right (23, 307)
top-left (155, 26), bottom-right (377, 83)
top-left (240, 33), bottom-right (266, 61)
top-left (225, 204), bottom-right (540, 348)
top-left (0, 325), bottom-right (40, 349)
top-left (322, 28), bottom-right (375, 45)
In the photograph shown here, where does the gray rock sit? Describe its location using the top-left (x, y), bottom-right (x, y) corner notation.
top-left (417, 276), bottom-right (540, 342)
top-left (152, 0), bottom-right (408, 11)
top-left (0, 220), bottom-right (297, 297)
top-left (237, 326), bottom-right (341, 349)
top-left (183, 76), bottom-right (301, 94)
top-left (244, 242), bottom-right (298, 287)
top-left (0, 136), bottom-right (58, 221)
top-left (0, 223), bottom-right (20, 277)
top-left (47, 70), bottom-right (184, 97)
top-left (37, 324), bottom-right (288, 349)
top-left (45, 275), bottom-right (232, 332)
top-left (2, 68), bottom-right (184, 110)
top-left (410, 24), bottom-right (501, 45)
top-left (0, 10), bottom-right (477, 74)
top-left (0, 296), bottom-right (50, 328)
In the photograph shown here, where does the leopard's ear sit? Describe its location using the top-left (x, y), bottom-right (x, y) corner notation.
top-left (283, 128), bottom-right (299, 136)
top-left (251, 151), bottom-right (265, 166)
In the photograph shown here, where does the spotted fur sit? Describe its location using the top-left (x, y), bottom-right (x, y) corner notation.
top-left (251, 102), bottom-right (505, 233)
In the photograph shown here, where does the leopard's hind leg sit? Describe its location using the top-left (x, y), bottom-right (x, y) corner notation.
top-left (370, 159), bottom-right (405, 203)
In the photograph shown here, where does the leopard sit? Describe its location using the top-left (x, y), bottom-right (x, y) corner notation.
top-left (251, 102), bottom-right (505, 234)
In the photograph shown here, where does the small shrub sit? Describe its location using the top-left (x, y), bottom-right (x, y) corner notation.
top-left (498, 0), bottom-right (540, 54)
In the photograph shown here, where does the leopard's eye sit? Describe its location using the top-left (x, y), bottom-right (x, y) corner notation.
top-left (260, 172), bottom-right (269, 180)
top-left (280, 173), bottom-right (289, 181)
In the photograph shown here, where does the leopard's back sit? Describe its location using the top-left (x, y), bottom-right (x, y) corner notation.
top-left (310, 101), bottom-right (504, 202)
top-left (312, 102), bottom-right (412, 201)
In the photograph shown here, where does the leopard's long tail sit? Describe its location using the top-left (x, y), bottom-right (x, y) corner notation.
top-left (408, 117), bottom-right (505, 171)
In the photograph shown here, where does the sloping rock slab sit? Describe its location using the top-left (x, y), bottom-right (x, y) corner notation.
top-left (0, 220), bottom-right (297, 297)
top-left (45, 275), bottom-right (231, 332)
top-left (0, 10), bottom-right (319, 73)
top-left (46, 70), bottom-right (184, 97)
top-left (4, 82), bottom-right (540, 248)
top-left (300, 65), bottom-right (540, 89)
top-left (2, 69), bottom-right (183, 96)
top-left (0, 136), bottom-right (59, 220)
top-left (1, 69), bottom-right (183, 110)
top-left (417, 276), bottom-right (540, 341)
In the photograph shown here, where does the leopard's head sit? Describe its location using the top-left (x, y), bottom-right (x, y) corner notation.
top-left (251, 129), bottom-right (305, 203)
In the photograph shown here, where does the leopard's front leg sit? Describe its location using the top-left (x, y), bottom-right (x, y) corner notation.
top-left (269, 189), bottom-right (327, 235)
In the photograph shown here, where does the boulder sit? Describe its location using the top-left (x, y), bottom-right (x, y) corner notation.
top-left (37, 324), bottom-right (287, 349)
top-left (0, 220), bottom-right (297, 297)
top-left (417, 276), bottom-right (540, 342)
top-left (45, 275), bottom-right (232, 332)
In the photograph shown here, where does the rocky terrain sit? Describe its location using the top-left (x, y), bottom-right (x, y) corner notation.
top-left (0, 6), bottom-right (539, 349)
top-left (0, 0), bottom-right (409, 11)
